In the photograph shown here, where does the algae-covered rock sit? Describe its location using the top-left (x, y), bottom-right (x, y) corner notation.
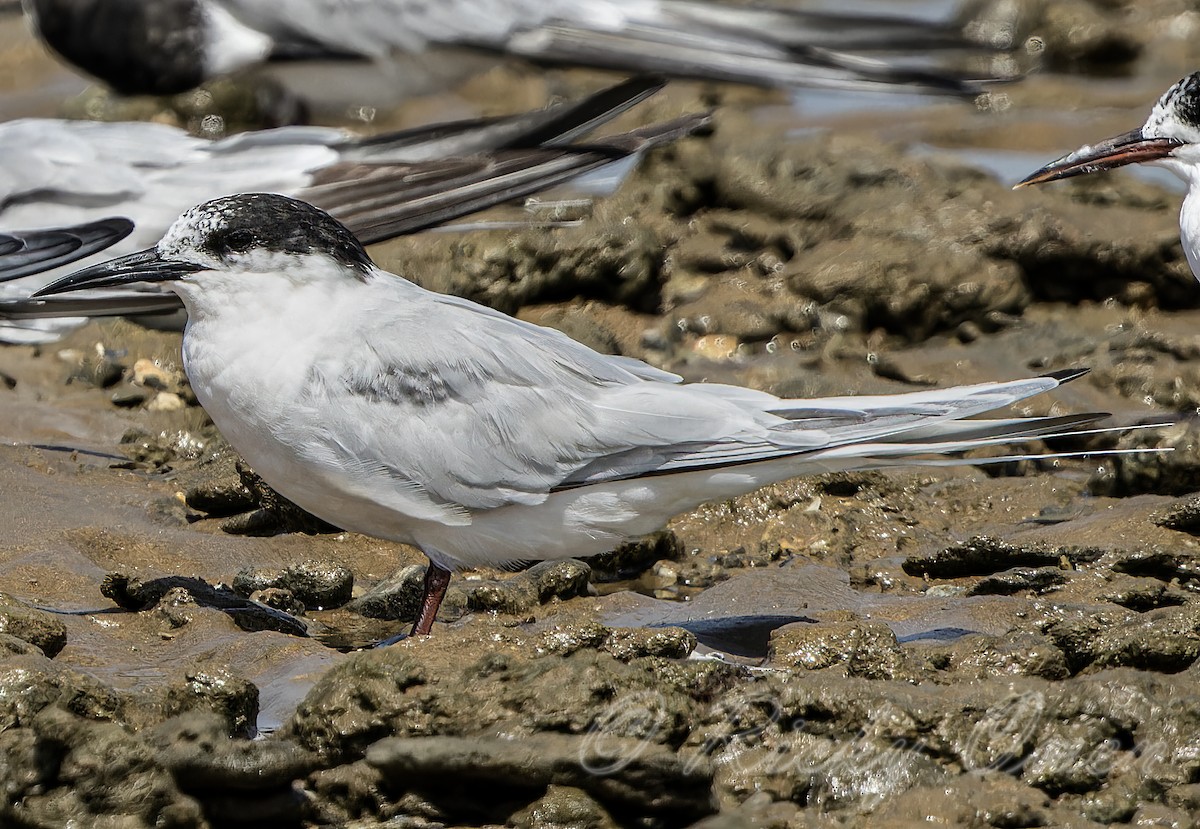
top-left (0, 592), bottom-right (67, 657)
top-left (767, 620), bottom-right (907, 679)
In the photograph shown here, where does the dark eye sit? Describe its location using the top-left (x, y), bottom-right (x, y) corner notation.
top-left (223, 229), bottom-right (255, 252)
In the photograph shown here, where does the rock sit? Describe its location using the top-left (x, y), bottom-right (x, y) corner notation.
top-left (458, 560), bottom-right (593, 617)
top-left (933, 633), bottom-right (1070, 680)
top-left (285, 650), bottom-right (429, 762)
top-left (0, 592), bottom-right (67, 657)
top-left (101, 572), bottom-right (309, 637)
top-left (587, 531), bottom-right (684, 581)
top-left (364, 734), bottom-right (715, 822)
top-left (18, 706), bottom-right (204, 828)
top-left (161, 668), bottom-right (260, 738)
top-left (130, 357), bottom-right (181, 390)
top-left (903, 536), bottom-right (1098, 579)
top-left (203, 461), bottom-right (340, 536)
top-left (251, 587), bottom-right (306, 615)
top-left (1099, 576), bottom-right (1187, 612)
top-left (234, 560), bottom-right (353, 610)
top-left (767, 619), bottom-right (907, 679)
top-left (967, 567), bottom-right (1068, 596)
top-left (537, 623), bottom-right (697, 662)
top-left (152, 712), bottom-right (319, 790)
top-left (0, 655), bottom-right (128, 730)
top-left (61, 343), bottom-right (125, 388)
top-left (147, 391), bottom-right (186, 412)
top-left (1091, 605), bottom-right (1200, 673)
top-left (508, 785), bottom-right (618, 829)
top-left (345, 564), bottom-right (425, 620)
top-left (1153, 494), bottom-right (1200, 534)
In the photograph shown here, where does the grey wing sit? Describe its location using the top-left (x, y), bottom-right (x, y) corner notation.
top-left (303, 286), bottom-right (1075, 514)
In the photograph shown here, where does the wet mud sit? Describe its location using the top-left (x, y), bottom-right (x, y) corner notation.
top-left (5, 1), bottom-right (1200, 826)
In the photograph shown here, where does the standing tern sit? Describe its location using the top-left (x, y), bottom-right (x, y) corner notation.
top-left (1016, 72), bottom-right (1200, 279)
top-left (24, 0), bottom-right (1003, 98)
top-left (38, 193), bottom-right (1142, 637)
top-left (0, 77), bottom-right (705, 343)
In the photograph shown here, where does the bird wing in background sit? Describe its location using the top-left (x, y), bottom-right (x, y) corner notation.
top-left (0, 79), bottom-right (701, 342)
top-left (218, 0), bottom-right (998, 96)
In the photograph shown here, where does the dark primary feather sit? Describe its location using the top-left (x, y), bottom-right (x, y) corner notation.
top-left (0, 218), bottom-right (133, 281)
top-left (309, 111), bottom-right (710, 244)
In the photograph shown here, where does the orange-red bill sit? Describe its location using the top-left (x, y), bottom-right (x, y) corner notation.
top-left (1015, 129), bottom-right (1183, 188)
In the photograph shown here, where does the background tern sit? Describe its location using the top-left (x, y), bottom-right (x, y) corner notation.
top-left (1016, 72), bottom-right (1200, 280)
top-left (24, 0), bottom-right (1005, 99)
top-left (0, 77), bottom-right (705, 343)
top-left (37, 193), bottom-right (1148, 638)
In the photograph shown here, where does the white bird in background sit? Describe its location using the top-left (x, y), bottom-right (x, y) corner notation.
top-left (1017, 71), bottom-right (1200, 281)
top-left (23, 0), bottom-right (1003, 99)
top-left (38, 193), bottom-right (1142, 637)
top-left (0, 77), bottom-right (704, 343)
top-left (0, 218), bottom-right (131, 280)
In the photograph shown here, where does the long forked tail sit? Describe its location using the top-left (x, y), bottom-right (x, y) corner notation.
top-left (789, 369), bottom-right (1168, 473)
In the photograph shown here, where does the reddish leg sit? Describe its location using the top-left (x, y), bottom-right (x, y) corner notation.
top-left (410, 561), bottom-right (452, 636)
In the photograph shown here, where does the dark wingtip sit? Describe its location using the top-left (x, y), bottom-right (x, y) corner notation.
top-left (1041, 367), bottom-right (1091, 384)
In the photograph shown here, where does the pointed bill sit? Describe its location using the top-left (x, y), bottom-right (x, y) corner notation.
top-left (32, 248), bottom-right (203, 297)
top-left (1015, 128), bottom-right (1183, 188)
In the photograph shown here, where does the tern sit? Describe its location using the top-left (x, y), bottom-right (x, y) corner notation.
top-left (38, 193), bottom-right (1141, 637)
top-left (1016, 72), bottom-right (1200, 279)
top-left (25, 0), bottom-right (1001, 98)
top-left (0, 77), bottom-right (703, 343)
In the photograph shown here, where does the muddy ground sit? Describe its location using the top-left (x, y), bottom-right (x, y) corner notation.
top-left (6, 1), bottom-right (1200, 827)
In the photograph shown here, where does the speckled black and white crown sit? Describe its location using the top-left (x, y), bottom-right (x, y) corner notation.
top-left (159, 193), bottom-right (375, 275)
top-left (1145, 72), bottom-right (1200, 142)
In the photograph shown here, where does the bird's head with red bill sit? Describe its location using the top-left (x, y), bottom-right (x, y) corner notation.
top-left (1017, 72), bottom-right (1200, 189)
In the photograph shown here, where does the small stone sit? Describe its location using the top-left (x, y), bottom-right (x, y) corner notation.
top-left (346, 565), bottom-right (425, 621)
top-left (147, 391), bottom-right (186, 412)
top-left (509, 785), bottom-right (618, 829)
top-left (280, 560), bottom-right (353, 610)
top-left (251, 588), bottom-right (305, 615)
top-left (131, 357), bottom-right (179, 390)
top-left (110, 388), bottom-right (149, 407)
top-left (162, 668), bottom-right (260, 738)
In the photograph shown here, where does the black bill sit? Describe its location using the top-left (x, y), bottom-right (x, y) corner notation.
top-left (33, 248), bottom-right (204, 296)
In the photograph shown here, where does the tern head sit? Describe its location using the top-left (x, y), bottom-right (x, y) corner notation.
top-left (35, 194), bottom-right (375, 300)
top-left (1017, 72), bottom-right (1200, 189)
